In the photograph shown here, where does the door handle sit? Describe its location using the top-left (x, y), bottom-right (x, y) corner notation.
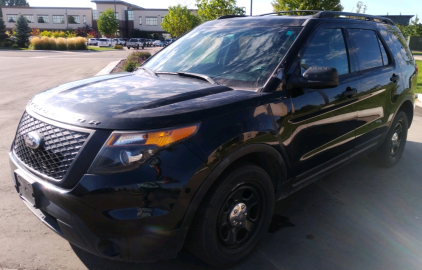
top-left (390, 74), bottom-right (400, 83)
top-left (342, 87), bottom-right (357, 98)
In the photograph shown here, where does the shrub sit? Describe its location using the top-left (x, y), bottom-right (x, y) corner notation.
top-left (67, 38), bottom-right (76, 50)
top-left (30, 36), bottom-right (42, 50)
top-left (40, 30), bottom-right (51, 37)
top-left (132, 51), bottom-right (151, 60)
top-left (12, 44), bottom-right (19, 48)
top-left (40, 36), bottom-right (50, 50)
top-left (51, 30), bottom-right (66, 38)
top-left (114, 45), bottom-right (123, 49)
top-left (49, 37), bottom-right (57, 50)
top-left (75, 37), bottom-right (87, 50)
top-left (123, 51), bottom-right (152, 72)
top-left (57, 38), bottom-right (67, 50)
top-left (66, 31), bottom-right (77, 38)
top-left (123, 59), bottom-right (139, 72)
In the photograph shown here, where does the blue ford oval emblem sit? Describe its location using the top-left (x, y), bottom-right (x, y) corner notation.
top-left (24, 131), bottom-right (43, 150)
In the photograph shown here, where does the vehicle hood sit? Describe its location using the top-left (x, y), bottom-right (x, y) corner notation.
top-left (27, 72), bottom-right (261, 130)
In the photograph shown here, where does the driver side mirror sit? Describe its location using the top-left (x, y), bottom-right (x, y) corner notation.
top-left (289, 66), bottom-right (339, 89)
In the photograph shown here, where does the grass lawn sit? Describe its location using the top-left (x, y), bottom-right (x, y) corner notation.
top-left (416, 61), bottom-right (422, 94)
top-left (0, 47), bottom-right (29, 50)
top-left (88, 46), bottom-right (117, 51)
top-left (412, 51), bottom-right (422, 55)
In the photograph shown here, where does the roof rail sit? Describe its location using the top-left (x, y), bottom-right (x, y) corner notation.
top-left (313, 11), bottom-right (395, 25)
top-left (258, 10), bottom-right (321, 16)
top-left (217, 15), bottom-right (248, 20)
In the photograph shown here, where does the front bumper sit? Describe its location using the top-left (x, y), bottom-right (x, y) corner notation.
top-left (9, 142), bottom-right (208, 262)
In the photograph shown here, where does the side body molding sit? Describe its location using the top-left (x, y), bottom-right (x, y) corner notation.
top-left (181, 143), bottom-right (287, 229)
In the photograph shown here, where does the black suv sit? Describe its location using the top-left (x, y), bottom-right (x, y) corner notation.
top-left (9, 11), bottom-right (418, 267)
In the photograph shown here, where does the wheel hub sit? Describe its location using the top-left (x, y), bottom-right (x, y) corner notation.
top-left (229, 203), bottom-right (247, 227)
top-left (391, 132), bottom-right (399, 146)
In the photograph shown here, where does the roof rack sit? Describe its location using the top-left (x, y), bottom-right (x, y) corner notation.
top-left (313, 11), bottom-right (395, 25)
top-left (258, 10), bottom-right (321, 16)
top-left (217, 15), bottom-right (248, 20)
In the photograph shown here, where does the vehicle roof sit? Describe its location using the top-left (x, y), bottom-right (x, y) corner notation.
top-left (212, 11), bottom-right (394, 27)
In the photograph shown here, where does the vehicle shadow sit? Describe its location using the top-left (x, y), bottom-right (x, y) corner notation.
top-left (72, 140), bottom-right (422, 270)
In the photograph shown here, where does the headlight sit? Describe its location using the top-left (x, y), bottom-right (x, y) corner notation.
top-left (88, 123), bottom-right (200, 174)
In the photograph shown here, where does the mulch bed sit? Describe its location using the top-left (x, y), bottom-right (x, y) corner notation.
top-left (111, 59), bottom-right (126, 73)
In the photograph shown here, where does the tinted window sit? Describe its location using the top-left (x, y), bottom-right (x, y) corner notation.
top-left (300, 28), bottom-right (349, 75)
top-left (388, 28), bottom-right (413, 62)
top-left (377, 36), bottom-right (389, 65)
top-left (349, 29), bottom-right (383, 70)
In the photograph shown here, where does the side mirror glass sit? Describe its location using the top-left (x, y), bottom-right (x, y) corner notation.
top-left (289, 66), bottom-right (339, 89)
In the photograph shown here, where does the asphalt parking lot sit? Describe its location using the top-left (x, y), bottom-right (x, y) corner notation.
top-left (1, 49), bottom-right (422, 270)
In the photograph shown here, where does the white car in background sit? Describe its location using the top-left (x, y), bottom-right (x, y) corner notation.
top-left (98, 38), bottom-right (117, 47)
top-left (87, 38), bottom-right (98, 46)
top-left (153, 40), bottom-right (164, 47)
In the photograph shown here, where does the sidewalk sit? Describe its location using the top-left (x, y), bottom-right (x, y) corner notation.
top-left (414, 55), bottom-right (422, 61)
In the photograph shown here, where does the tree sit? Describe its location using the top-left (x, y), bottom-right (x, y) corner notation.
top-left (396, 16), bottom-right (422, 39)
top-left (355, 1), bottom-right (367, 13)
top-left (74, 23), bottom-right (94, 37)
top-left (272, 0), bottom-right (343, 13)
top-left (0, 16), bottom-right (8, 42)
top-left (97, 8), bottom-right (118, 37)
top-left (196, 0), bottom-right (245, 22)
top-left (162, 5), bottom-right (200, 38)
top-left (13, 14), bottom-right (30, 47)
top-left (0, 0), bottom-right (29, 17)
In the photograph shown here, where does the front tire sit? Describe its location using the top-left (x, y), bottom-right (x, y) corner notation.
top-left (374, 111), bottom-right (408, 167)
top-left (185, 163), bottom-right (275, 267)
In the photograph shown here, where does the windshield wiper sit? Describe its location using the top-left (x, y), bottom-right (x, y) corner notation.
top-left (138, 67), bottom-right (157, 77)
top-left (176, 72), bottom-right (218, 85)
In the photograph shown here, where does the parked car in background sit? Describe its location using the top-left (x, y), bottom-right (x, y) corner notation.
top-left (98, 38), bottom-right (116, 47)
top-left (87, 38), bottom-right (98, 46)
top-left (126, 38), bottom-right (144, 49)
top-left (153, 40), bottom-right (164, 47)
top-left (116, 39), bottom-right (126, 46)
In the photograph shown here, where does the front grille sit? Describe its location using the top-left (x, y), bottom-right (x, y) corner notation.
top-left (13, 112), bottom-right (90, 180)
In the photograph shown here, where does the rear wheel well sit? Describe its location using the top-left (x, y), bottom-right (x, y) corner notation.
top-left (398, 100), bottom-right (414, 128)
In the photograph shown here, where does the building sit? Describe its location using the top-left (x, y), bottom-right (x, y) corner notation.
top-left (1, 7), bottom-right (92, 31)
top-left (1, 0), bottom-right (184, 38)
top-left (377, 15), bottom-right (414, 25)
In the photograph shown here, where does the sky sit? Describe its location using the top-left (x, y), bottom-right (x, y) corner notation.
top-left (25, 0), bottom-right (422, 17)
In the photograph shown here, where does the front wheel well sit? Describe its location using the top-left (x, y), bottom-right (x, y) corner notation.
top-left (398, 100), bottom-right (414, 128)
top-left (220, 152), bottom-right (285, 196)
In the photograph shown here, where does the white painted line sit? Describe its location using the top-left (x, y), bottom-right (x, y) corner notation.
top-left (95, 59), bottom-right (124, 76)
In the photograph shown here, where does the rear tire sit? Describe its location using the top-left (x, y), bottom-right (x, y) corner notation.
top-left (185, 163), bottom-right (275, 267)
top-left (373, 111), bottom-right (408, 167)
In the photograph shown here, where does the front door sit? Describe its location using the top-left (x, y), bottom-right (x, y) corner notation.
top-left (285, 26), bottom-right (361, 184)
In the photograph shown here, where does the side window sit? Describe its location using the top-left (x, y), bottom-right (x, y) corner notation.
top-left (389, 29), bottom-right (413, 62)
top-left (377, 36), bottom-right (389, 66)
top-left (349, 29), bottom-right (383, 70)
top-left (300, 28), bottom-right (349, 76)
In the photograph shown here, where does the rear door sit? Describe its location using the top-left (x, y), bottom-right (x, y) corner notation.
top-left (286, 24), bottom-right (361, 183)
top-left (347, 26), bottom-right (403, 149)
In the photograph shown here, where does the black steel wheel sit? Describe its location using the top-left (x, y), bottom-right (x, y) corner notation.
top-left (185, 163), bottom-right (275, 267)
top-left (374, 111), bottom-right (408, 167)
top-left (217, 185), bottom-right (262, 251)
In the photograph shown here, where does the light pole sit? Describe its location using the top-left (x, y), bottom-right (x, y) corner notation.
top-left (250, 0), bottom-right (252, 16)
top-left (114, 0), bottom-right (117, 17)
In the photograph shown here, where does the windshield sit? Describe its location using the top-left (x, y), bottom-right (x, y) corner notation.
top-left (143, 22), bottom-right (301, 89)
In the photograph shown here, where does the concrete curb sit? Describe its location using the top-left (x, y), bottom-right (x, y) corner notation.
top-left (415, 94), bottom-right (422, 103)
top-left (95, 59), bottom-right (124, 76)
